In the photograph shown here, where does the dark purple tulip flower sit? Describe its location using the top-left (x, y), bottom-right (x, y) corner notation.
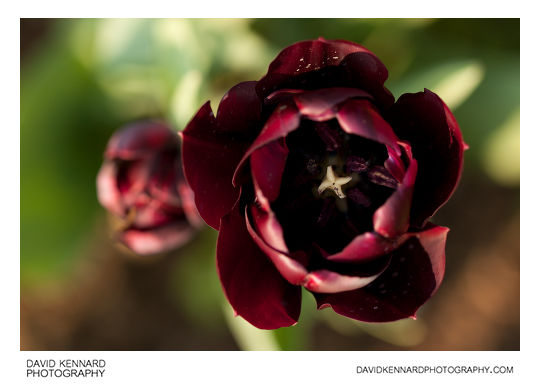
top-left (182, 38), bottom-right (466, 329)
top-left (97, 121), bottom-right (202, 255)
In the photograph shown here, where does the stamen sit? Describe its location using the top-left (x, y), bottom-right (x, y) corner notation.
top-left (306, 158), bottom-right (320, 175)
top-left (367, 165), bottom-right (398, 189)
top-left (318, 166), bottom-right (352, 199)
top-left (346, 155), bottom-right (368, 174)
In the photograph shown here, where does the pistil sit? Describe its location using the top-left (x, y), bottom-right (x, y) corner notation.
top-left (317, 165), bottom-right (352, 199)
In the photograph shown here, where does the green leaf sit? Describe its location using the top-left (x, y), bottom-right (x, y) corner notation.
top-left (390, 59), bottom-right (485, 110)
top-left (21, 22), bottom-right (120, 286)
top-left (482, 108), bottom-right (520, 186)
top-left (321, 310), bottom-right (427, 347)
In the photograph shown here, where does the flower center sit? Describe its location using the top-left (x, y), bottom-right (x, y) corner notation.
top-left (270, 120), bottom-right (399, 254)
top-left (317, 165), bottom-right (352, 199)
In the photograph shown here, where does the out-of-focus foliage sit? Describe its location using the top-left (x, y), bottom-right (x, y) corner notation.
top-left (70, 19), bottom-right (273, 128)
top-left (21, 19), bottom-right (519, 351)
top-left (21, 23), bottom-right (121, 285)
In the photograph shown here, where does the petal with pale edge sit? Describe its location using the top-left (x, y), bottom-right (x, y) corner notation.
top-left (121, 221), bottom-right (197, 256)
top-left (250, 138), bottom-right (289, 203)
top-left (337, 98), bottom-right (401, 155)
top-left (314, 225), bottom-right (448, 322)
top-left (246, 205), bottom-right (308, 285)
top-left (389, 89), bottom-right (466, 228)
top-left (303, 269), bottom-right (384, 294)
top-left (292, 87), bottom-right (372, 121)
top-left (217, 199), bottom-right (301, 329)
top-left (373, 149), bottom-right (418, 238)
top-left (232, 103), bottom-right (300, 187)
top-left (96, 161), bottom-right (124, 216)
top-left (326, 231), bottom-right (401, 263)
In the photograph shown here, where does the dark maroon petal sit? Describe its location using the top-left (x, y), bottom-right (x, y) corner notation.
top-left (96, 161), bottom-right (124, 216)
top-left (246, 205), bottom-right (308, 285)
top-left (314, 225), bottom-right (448, 322)
top-left (373, 154), bottom-right (417, 238)
top-left (181, 102), bottom-right (249, 230)
top-left (257, 38), bottom-right (371, 96)
top-left (217, 198), bottom-right (301, 329)
top-left (232, 102), bottom-right (301, 187)
top-left (105, 121), bottom-right (178, 160)
top-left (216, 81), bottom-right (262, 134)
top-left (389, 89), bottom-right (466, 228)
top-left (338, 51), bottom-right (395, 109)
top-left (326, 232), bottom-right (401, 263)
top-left (250, 138), bottom-right (289, 203)
top-left (120, 221), bottom-right (197, 255)
top-left (337, 98), bottom-right (401, 155)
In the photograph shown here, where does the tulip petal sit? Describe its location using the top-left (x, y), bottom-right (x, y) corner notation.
top-left (120, 221), bottom-right (197, 255)
top-left (303, 269), bottom-right (382, 294)
top-left (146, 151), bottom-right (183, 207)
top-left (257, 38), bottom-right (370, 94)
top-left (314, 225), bottom-right (448, 322)
top-left (232, 102), bottom-right (301, 187)
top-left (116, 159), bottom-right (151, 208)
top-left (130, 192), bottom-right (186, 229)
top-left (338, 51), bottom-right (395, 108)
top-left (216, 81), bottom-right (262, 135)
top-left (177, 182), bottom-right (203, 228)
top-left (337, 98), bottom-right (401, 155)
top-left (326, 231), bottom-right (401, 263)
top-left (389, 89), bottom-right (466, 228)
top-left (246, 205), bottom-right (308, 285)
top-left (96, 161), bottom-right (124, 216)
top-left (217, 199), bottom-right (302, 329)
top-left (105, 121), bottom-right (178, 160)
top-left (250, 138), bottom-right (289, 202)
top-left (285, 87), bottom-right (372, 121)
top-left (181, 102), bottom-right (250, 230)
top-left (296, 88), bottom-right (372, 121)
top-left (256, 38), bottom-right (393, 108)
top-left (373, 155), bottom-right (418, 238)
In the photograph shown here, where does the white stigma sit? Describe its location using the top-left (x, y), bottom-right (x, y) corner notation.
top-left (317, 166), bottom-right (352, 199)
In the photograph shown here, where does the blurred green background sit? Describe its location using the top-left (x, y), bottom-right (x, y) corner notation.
top-left (21, 18), bottom-right (519, 350)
